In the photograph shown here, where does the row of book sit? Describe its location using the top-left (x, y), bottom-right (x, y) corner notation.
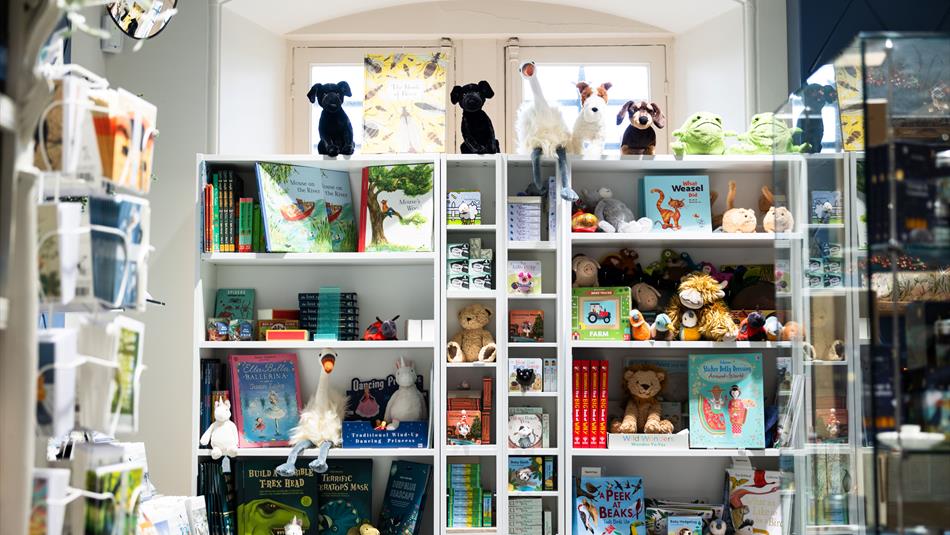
top-left (509, 497), bottom-right (553, 535)
top-left (573, 360), bottom-right (609, 448)
top-left (201, 171), bottom-right (264, 253)
top-left (446, 377), bottom-right (493, 445)
top-left (447, 463), bottom-right (494, 528)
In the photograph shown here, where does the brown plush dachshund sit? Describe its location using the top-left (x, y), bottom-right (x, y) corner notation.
top-left (617, 101), bottom-right (665, 155)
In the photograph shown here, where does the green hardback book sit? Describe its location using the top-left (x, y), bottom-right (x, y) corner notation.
top-left (317, 459), bottom-right (373, 535)
top-left (235, 458), bottom-right (319, 535)
top-left (252, 203), bottom-right (262, 252)
top-left (214, 288), bottom-right (255, 321)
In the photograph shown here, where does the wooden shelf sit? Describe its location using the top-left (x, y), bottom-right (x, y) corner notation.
top-left (197, 447), bottom-right (435, 457)
top-left (201, 252), bottom-right (437, 266)
top-left (570, 340), bottom-right (790, 349)
top-left (199, 340), bottom-right (435, 350)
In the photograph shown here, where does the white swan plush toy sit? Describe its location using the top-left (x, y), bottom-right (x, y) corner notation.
top-left (276, 348), bottom-right (347, 475)
top-left (516, 61), bottom-right (577, 201)
top-left (378, 357), bottom-right (427, 430)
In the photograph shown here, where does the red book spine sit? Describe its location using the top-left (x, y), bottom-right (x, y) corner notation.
top-left (573, 361), bottom-right (582, 448)
top-left (482, 376), bottom-right (493, 444)
top-left (357, 167), bottom-right (369, 252)
top-left (588, 361), bottom-right (600, 449)
top-left (598, 360), bottom-right (609, 448)
top-left (579, 360), bottom-right (590, 448)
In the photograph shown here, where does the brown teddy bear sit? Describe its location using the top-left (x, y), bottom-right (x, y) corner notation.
top-left (666, 273), bottom-right (738, 341)
top-left (609, 364), bottom-right (674, 434)
top-left (447, 303), bottom-right (497, 363)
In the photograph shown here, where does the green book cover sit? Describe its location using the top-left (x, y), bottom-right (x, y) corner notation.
top-left (214, 288), bottom-right (255, 321)
top-left (571, 287), bottom-right (632, 341)
top-left (235, 458), bottom-right (319, 535)
top-left (317, 459), bottom-right (373, 535)
top-left (255, 162), bottom-right (333, 253)
top-left (252, 203), bottom-right (262, 252)
top-left (320, 169), bottom-right (357, 252)
top-left (211, 174), bottom-right (220, 253)
top-left (358, 163), bottom-right (434, 252)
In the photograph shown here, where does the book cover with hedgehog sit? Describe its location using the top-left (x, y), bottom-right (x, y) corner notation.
top-left (641, 176), bottom-right (711, 232)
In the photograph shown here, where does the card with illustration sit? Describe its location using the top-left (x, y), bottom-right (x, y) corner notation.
top-left (688, 353), bottom-right (764, 448)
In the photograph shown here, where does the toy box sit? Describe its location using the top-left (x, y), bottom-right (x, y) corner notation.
top-left (508, 260), bottom-right (542, 294)
top-left (509, 358), bottom-right (543, 392)
top-left (509, 309), bottom-right (544, 343)
top-left (508, 197), bottom-right (542, 242)
top-left (447, 190), bottom-right (482, 225)
top-left (641, 175), bottom-right (712, 232)
top-left (447, 242), bottom-right (470, 259)
top-left (571, 287), bottom-right (631, 341)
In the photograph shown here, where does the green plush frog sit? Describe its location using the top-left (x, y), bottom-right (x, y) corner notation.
top-left (670, 112), bottom-right (735, 156)
top-left (728, 112), bottom-right (808, 154)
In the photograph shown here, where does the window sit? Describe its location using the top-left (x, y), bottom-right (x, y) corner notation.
top-left (309, 64), bottom-right (365, 153)
top-left (520, 64), bottom-right (651, 155)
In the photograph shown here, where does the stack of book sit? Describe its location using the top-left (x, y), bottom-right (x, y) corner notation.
top-left (509, 497), bottom-right (546, 535)
top-left (446, 377), bottom-right (493, 445)
top-left (298, 291), bottom-right (360, 341)
top-left (197, 459), bottom-right (235, 535)
top-left (198, 359), bottom-right (230, 443)
top-left (447, 463), bottom-right (493, 528)
top-left (572, 360), bottom-right (609, 449)
top-left (202, 170), bottom-right (263, 253)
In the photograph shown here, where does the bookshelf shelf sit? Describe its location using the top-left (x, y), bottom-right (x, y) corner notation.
top-left (507, 448), bottom-right (558, 456)
top-left (446, 361), bottom-right (497, 368)
top-left (570, 340), bottom-right (790, 349)
top-left (447, 224), bottom-right (497, 232)
top-left (198, 340), bottom-right (435, 350)
top-left (508, 342), bottom-right (558, 348)
top-left (571, 232), bottom-right (791, 248)
top-left (507, 293), bottom-right (557, 300)
top-left (508, 391), bottom-right (558, 398)
top-left (197, 447), bottom-right (436, 458)
top-left (446, 290), bottom-right (497, 300)
top-left (445, 444), bottom-right (500, 456)
top-left (200, 251), bottom-right (437, 266)
top-left (569, 447), bottom-right (782, 457)
top-left (509, 490), bottom-right (558, 497)
top-left (508, 240), bottom-right (556, 251)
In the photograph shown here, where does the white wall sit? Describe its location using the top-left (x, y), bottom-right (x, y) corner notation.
top-left (672, 6), bottom-right (747, 132)
top-left (754, 0), bottom-right (789, 113)
top-left (219, 9), bottom-right (287, 152)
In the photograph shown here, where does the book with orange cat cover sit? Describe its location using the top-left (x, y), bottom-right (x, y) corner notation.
top-left (641, 176), bottom-right (711, 232)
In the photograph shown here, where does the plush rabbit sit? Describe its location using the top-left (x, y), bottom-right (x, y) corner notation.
top-left (199, 398), bottom-right (239, 459)
top-left (380, 357), bottom-right (427, 430)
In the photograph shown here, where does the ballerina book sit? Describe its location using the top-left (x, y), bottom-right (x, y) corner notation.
top-left (640, 175), bottom-right (711, 232)
top-left (228, 354), bottom-right (302, 448)
top-left (688, 353), bottom-right (764, 449)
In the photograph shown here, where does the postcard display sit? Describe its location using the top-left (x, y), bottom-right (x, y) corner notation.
top-left (194, 135), bottom-right (871, 531)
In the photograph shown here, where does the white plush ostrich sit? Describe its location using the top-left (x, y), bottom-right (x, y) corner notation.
top-left (276, 348), bottom-right (347, 475)
top-left (516, 61), bottom-right (577, 201)
top-left (570, 82), bottom-right (612, 157)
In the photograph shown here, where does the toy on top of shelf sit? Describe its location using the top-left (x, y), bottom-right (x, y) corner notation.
top-left (199, 398), bottom-right (238, 460)
top-left (446, 303), bottom-right (497, 363)
top-left (678, 310), bottom-right (701, 341)
top-left (378, 357), bottom-right (427, 430)
top-left (617, 100), bottom-right (666, 155)
top-left (571, 210), bottom-right (599, 232)
top-left (670, 112), bottom-right (734, 156)
top-left (588, 187), bottom-right (652, 233)
top-left (347, 522), bottom-right (380, 535)
top-left (570, 81), bottom-right (613, 157)
top-left (666, 273), bottom-right (738, 341)
top-left (307, 82), bottom-right (355, 157)
top-left (609, 363), bottom-right (675, 434)
top-left (736, 311), bottom-right (767, 341)
top-left (719, 181), bottom-right (757, 233)
top-left (764, 316), bottom-right (782, 341)
top-left (516, 61), bottom-right (577, 201)
top-left (795, 84), bottom-right (837, 154)
top-left (451, 81), bottom-right (501, 154)
top-left (277, 349), bottom-right (346, 476)
top-left (651, 313), bottom-right (674, 340)
top-left (632, 282), bottom-right (662, 312)
top-left (363, 315), bottom-right (400, 341)
top-left (629, 309), bottom-right (652, 341)
top-left (727, 112), bottom-right (807, 155)
top-left (572, 254), bottom-right (601, 287)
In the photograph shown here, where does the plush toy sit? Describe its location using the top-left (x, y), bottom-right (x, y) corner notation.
top-left (363, 315), bottom-right (399, 341)
top-left (347, 522), bottom-right (381, 535)
top-left (277, 349), bottom-right (346, 475)
top-left (629, 309), bottom-right (652, 341)
top-left (378, 357), bottom-right (427, 429)
top-left (511, 271), bottom-right (534, 293)
top-left (446, 304), bottom-right (497, 363)
top-left (516, 62), bottom-right (576, 201)
top-left (758, 185), bottom-right (773, 215)
top-left (307, 82), bottom-right (354, 157)
top-left (728, 112), bottom-right (807, 155)
top-left (737, 311), bottom-right (767, 341)
top-left (572, 254), bottom-right (600, 287)
top-left (666, 273), bottom-right (738, 341)
top-left (764, 316), bottom-right (782, 341)
top-left (821, 339), bottom-right (845, 361)
top-left (617, 101), bottom-right (665, 155)
top-left (199, 398), bottom-right (238, 460)
top-left (597, 255), bottom-right (627, 287)
top-left (570, 82), bottom-right (612, 157)
top-left (678, 309), bottom-right (701, 341)
top-left (763, 206), bottom-right (794, 232)
top-left (451, 81), bottom-right (500, 154)
top-left (609, 364), bottom-right (674, 434)
top-left (670, 112), bottom-right (734, 156)
top-left (587, 187), bottom-right (651, 233)
top-left (720, 181), bottom-right (757, 233)
top-left (709, 519), bottom-right (728, 535)
top-left (730, 281), bottom-right (776, 312)
top-left (571, 210), bottom-right (598, 232)
top-left (698, 261), bottom-right (733, 287)
top-left (796, 84), bottom-right (836, 153)
top-left (651, 313), bottom-right (674, 341)
top-left (514, 367), bottom-right (536, 392)
top-left (632, 282), bottom-right (662, 312)
top-left (781, 320), bottom-right (803, 341)
top-left (284, 516), bottom-right (305, 535)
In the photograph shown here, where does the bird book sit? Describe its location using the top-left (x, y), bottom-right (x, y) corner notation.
top-left (358, 163), bottom-right (434, 252)
top-left (571, 287), bottom-right (631, 341)
top-left (640, 175), bottom-right (712, 232)
top-left (377, 460), bottom-right (431, 535)
top-left (688, 353), bottom-right (765, 449)
top-left (255, 162), bottom-right (333, 253)
top-left (228, 354), bottom-right (302, 448)
top-left (317, 459), bottom-right (373, 535)
top-left (235, 458), bottom-right (320, 535)
top-left (574, 476), bottom-right (645, 535)
top-left (723, 466), bottom-right (782, 535)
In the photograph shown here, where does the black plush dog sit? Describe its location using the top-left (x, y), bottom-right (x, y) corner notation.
top-left (795, 83), bottom-right (837, 153)
top-left (617, 101), bottom-right (665, 155)
top-left (451, 81), bottom-right (500, 154)
top-left (307, 82), bottom-right (354, 157)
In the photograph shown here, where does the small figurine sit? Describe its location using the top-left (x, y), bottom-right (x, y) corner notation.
top-left (629, 309), bottom-right (652, 341)
top-left (347, 522), bottom-right (381, 535)
top-left (199, 398), bottom-right (239, 460)
top-left (284, 516), bottom-right (305, 535)
top-left (651, 313), bottom-right (674, 341)
top-left (378, 357), bottom-right (427, 430)
top-left (363, 315), bottom-right (399, 341)
top-left (571, 210), bottom-right (599, 232)
top-left (764, 316), bottom-right (782, 341)
top-left (679, 309), bottom-right (701, 342)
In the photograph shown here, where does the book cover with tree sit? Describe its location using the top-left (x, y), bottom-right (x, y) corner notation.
top-left (255, 162), bottom-right (333, 253)
top-left (358, 163), bottom-right (433, 252)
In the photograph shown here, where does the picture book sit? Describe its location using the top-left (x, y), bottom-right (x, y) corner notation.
top-left (378, 460), bottom-right (431, 535)
top-left (358, 163), bottom-right (434, 252)
top-left (811, 190), bottom-right (844, 224)
top-left (447, 409), bottom-right (483, 445)
top-left (509, 358), bottom-right (543, 392)
top-left (689, 353), bottom-right (765, 448)
top-left (572, 287), bottom-right (631, 341)
top-left (447, 190), bottom-right (481, 225)
top-left (362, 53), bottom-right (448, 154)
top-left (508, 260), bottom-right (542, 294)
top-left (229, 354), bottom-right (302, 448)
top-left (235, 458), bottom-right (320, 535)
top-left (111, 316), bottom-right (145, 433)
top-left (318, 459), bottom-right (373, 535)
top-left (641, 175), bottom-right (712, 232)
top-left (509, 407), bottom-right (549, 447)
top-left (508, 456), bottom-right (543, 492)
top-left (724, 467), bottom-right (782, 535)
top-left (85, 461), bottom-right (145, 535)
top-left (668, 516), bottom-right (704, 535)
top-left (255, 162), bottom-right (333, 253)
top-left (36, 329), bottom-right (78, 440)
top-left (214, 288), bottom-right (255, 321)
top-left (623, 356), bottom-right (689, 403)
top-left (507, 413), bottom-right (543, 449)
top-left (574, 476), bottom-right (645, 535)
top-left (89, 195), bottom-right (151, 310)
top-left (320, 168), bottom-right (357, 252)
top-left (345, 373), bottom-right (427, 422)
top-left (509, 309), bottom-right (544, 343)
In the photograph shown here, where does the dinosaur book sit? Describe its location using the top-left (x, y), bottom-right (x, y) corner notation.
top-left (235, 458), bottom-right (320, 535)
top-left (317, 460), bottom-right (373, 535)
top-left (641, 176), bottom-right (711, 232)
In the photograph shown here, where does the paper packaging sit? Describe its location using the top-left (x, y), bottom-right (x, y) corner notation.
top-left (421, 320), bottom-right (435, 341)
top-left (406, 319), bottom-right (422, 341)
top-left (448, 259), bottom-right (469, 276)
top-left (447, 242), bottom-right (470, 259)
top-left (469, 258), bottom-right (492, 276)
top-left (508, 197), bottom-right (542, 241)
top-left (543, 358), bottom-right (557, 392)
top-left (449, 275), bottom-right (470, 290)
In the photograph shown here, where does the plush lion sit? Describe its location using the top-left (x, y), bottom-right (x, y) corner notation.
top-left (667, 273), bottom-right (738, 341)
top-left (609, 364), bottom-right (674, 434)
top-left (446, 303), bottom-right (497, 363)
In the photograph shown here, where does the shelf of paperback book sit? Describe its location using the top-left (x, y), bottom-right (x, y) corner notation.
top-left (200, 251), bottom-right (438, 266)
top-left (570, 232), bottom-right (801, 248)
top-left (570, 340), bottom-right (791, 349)
top-left (197, 447), bottom-right (437, 458)
top-left (198, 340), bottom-right (436, 350)
top-left (569, 447), bottom-right (783, 457)
top-left (445, 444), bottom-right (500, 456)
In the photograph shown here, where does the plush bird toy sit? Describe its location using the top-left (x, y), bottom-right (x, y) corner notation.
top-left (276, 348), bottom-right (347, 475)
